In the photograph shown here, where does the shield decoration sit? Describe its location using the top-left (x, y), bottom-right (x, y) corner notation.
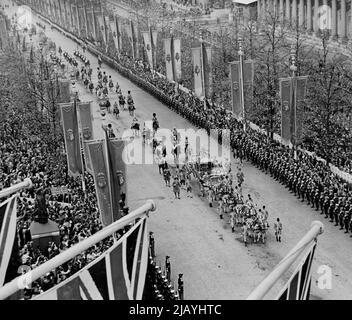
top-left (233, 81), bottom-right (239, 91)
top-left (146, 44), bottom-right (151, 51)
top-left (166, 53), bottom-right (171, 63)
top-left (175, 52), bottom-right (180, 61)
top-left (116, 170), bottom-right (125, 186)
top-left (97, 172), bottom-right (107, 188)
top-left (194, 65), bottom-right (200, 76)
top-left (283, 101), bottom-right (289, 111)
top-left (82, 127), bottom-right (91, 140)
top-left (67, 129), bottom-right (74, 141)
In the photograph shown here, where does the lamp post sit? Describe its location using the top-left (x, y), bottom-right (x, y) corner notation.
top-left (238, 36), bottom-right (246, 132)
top-left (290, 46), bottom-right (298, 159)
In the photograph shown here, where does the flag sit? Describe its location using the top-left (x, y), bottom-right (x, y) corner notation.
top-left (0, 195), bottom-right (17, 287)
top-left (230, 61), bottom-right (241, 117)
top-left (151, 29), bottom-right (158, 69)
top-left (32, 216), bottom-right (149, 300)
top-left (243, 60), bottom-right (254, 113)
top-left (116, 16), bottom-right (122, 52)
top-left (57, 79), bottom-right (71, 104)
top-left (127, 20), bottom-right (137, 59)
top-left (294, 76), bottom-right (308, 145)
top-left (60, 102), bottom-right (83, 177)
top-left (280, 77), bottom-right (292, 142)
top-left (277, 242), bottom-right (317, 300)
top-left (77, 0), bottom-right (87, 38)
top-left (142, 31), bottom-right (153, 68)
top-left (110, 15), bottom-right (119, 52)
top-left (173, 38), bottom-right (182, 81)
top-left (105, 135), bottom-right (127, 222)
top-left (85, 3), bottom-right (95, 40)
top-left (104, 15), bottom-right (110, 47)
top-left (77, 102), bottom-right (94, 174)
top-left (164, 38), bottom-right (174, 81)
top-left (88, 137), bottom-right (126, 226)
top-left (71, 0), bottom-right (79, 35)
top-left (192, 47), bottom-right (203, 97)
top-left (202, 44), bottom-right (212, 98)
top-left (96, 11), bottom-right (106, 45)
top-left (0, 16), bottom-right (9, 50)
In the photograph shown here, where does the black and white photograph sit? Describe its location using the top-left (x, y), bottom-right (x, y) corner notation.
top-left (0, 0), bottom-right (351, 309)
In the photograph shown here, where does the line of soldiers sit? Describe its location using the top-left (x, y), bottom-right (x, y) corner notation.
top-left (238, 135), bottom-right (352, 236)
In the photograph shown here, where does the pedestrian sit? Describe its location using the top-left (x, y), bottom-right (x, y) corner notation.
top-left (172, 177), bottom-right (181, 199)
top-left (165, 256), bottom-right (171, 282)
top-left (185, 178), bottom-right (192, 198)
top-left (178, 274), bottom-right (184, 300)
top-left (163, 168), bottom-right (171, 187)
top-left (274, 218), bottom-right (282, 242)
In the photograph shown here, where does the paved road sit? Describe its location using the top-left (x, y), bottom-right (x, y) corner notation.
top-left (5, 1), bottom-right (352, 299)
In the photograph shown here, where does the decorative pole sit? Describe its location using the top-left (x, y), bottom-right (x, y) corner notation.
top-left (290, 46), bottom-right (298, 159)
top-left (238, 37), bottom-right (246, 132)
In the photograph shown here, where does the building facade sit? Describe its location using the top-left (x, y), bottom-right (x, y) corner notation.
top-left (257, 0), bottom-right (352, 40)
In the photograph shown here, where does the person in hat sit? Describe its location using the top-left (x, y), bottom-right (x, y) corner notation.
top-left (172, 177), bottom-right (181, 199)
top-left (274, 218), bottom-right (282, 242)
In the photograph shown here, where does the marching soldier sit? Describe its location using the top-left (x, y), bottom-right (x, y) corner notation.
top-left (274, 218), bottom-right (282, 242)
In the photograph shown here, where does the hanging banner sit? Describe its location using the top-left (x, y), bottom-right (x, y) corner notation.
top-left (104, 15), bottom-right (110, 48)
top-left (152, 30), bottom-right (158, 48)
top-left (295, 76), bottom-right (308, 144)
top-left (192, 47), bottom-right (203, 97)
top-left (110, 15), bottom-right (119, 52)
top-left (243, 60), bottom-right (254, 113)
top-left (173, 38), bottom-right (182, 81)
top-left (0, 17), bottom-right (9, 50)
top-left (77, 102), bottom-right (94, 174)
top-left (230, 61), bottom-right (241, 117)
top-left (164, 38), bottom-right (174, 81)
top-left (77, 0), bottom-right (87, 39)
top-left (88, 140), bottom-right (114, 226)
top-left (96, 10), bottom-right (106, 44)
top-left (60, 103), bottom-right (83, 177)
top-left (85, 3), bottom-right (95, 40)
top-left (64, 0), bottom-right (73, 32)
top-left (203, 46), bottom-right (212, 98)
top-left (142, 31), bottom-right (153, 67)
top-left (115, 16), bottom-right (122, 52)
top-left (280, 77), bottom-right (292, 142)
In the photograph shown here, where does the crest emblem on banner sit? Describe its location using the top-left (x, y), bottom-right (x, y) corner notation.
top-left (146, 44), bottom-right (151, 51)
top-left (67, 129), bottom-right (74, 141)
top-left (283, 101), bottom-right (289, 111)
top-left (83, 127), bottom-right (91, 139)
top-left (233, 81), bottom-right (239, 90)
top-left (175, 52), bottom-right (180, 61)
top-left (166, 54), bottom-right (171, 63)
top-left (116, 170), bottom-right (125, 186)
top-left (113, 32), bottom-right (116, 38)
top-left (97, 172), bottom-right (107, 188)
top-left (194, 65), bottom-right (200, 76)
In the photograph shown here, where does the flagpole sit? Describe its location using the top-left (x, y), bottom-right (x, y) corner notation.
top-left (74, 96), bottom-right (87, 199)
top-left (0, 199), bottom-right (156, 300)
top-left (247, 221), bottom-right (323, 300)
top-left (290, 46), bottom-right (298, 160)
top-left (0, 179), bottom-right (33, 199)
top-left (238, 37), bottom-right (246, 132)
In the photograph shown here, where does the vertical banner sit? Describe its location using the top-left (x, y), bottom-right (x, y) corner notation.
top-left (57, 79), bottom-right (71, 103)
top-left (192, 47), bottom-right (203, 97)
top-left (151, 29), bottom-right (158, 69)
top-left (106, 137), bottom-right (127, 222)
top-left (71, 0), bottom-right (79, 35)
top-left (77, 102), bottom-right (94, 174)
top-left (97, 13), bottom-right (106, 45)
top-left (104, 15), bottom-right (110, 50)
top-left (110, 15), bottom-right (119, 52)
top-left (280, 77), bottom-right (292, 142)
top-left (60, 103), bottom-right (83, 177)
top-left (294, 76), bottom-right (308, 144)
top-left (142, 31), bottom-right (153, 67)
top-left (88, 140), bottom-right (114, 226)
top-left (230, 61), bottom-right (241, 117)
top-left (164, 38), bottom-right (174, 81)
top-left (173, 38), bottom-right (182, 81)
top-left (85, 2), bottom-right (94, 40)
top-left (58, 0), bottom-right (66, 28)
top-left (64, 0), bottom-right (73, 32)
top-left (203, 46), bottom-right (213, 98)
top-left (0, 17), bottom-right (9, 50)
top-left (77, 0), bottom-right (87, 39)
top-left (243, 60), bottom-right (254, 114)
top-left (128, 20), bottom-right (136, 59)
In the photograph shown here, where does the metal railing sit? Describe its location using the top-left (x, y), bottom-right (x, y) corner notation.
top-left (0, 199), bottom-right (156, 300)
top-left (247, 220), bottom-right (324, 300)
top-left (0, 178), bottom-right (33, 200)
